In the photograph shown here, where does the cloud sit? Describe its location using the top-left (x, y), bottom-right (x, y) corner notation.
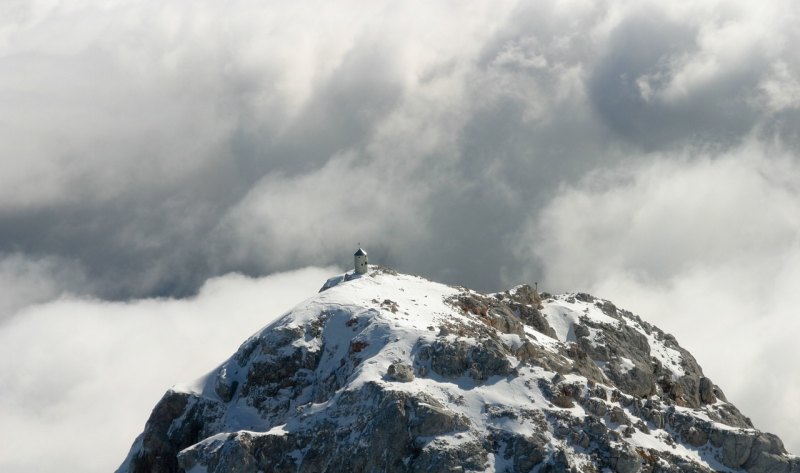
top-left (526, 141), bottom-right (800, 453)
top-left (0, 253), bottom-right (89, 319)
top-left (211, 152), bottom-right (433, 275)
top-left (1, 0), bottom-right (796, 297)
top-left (1, 0), bottom-right (800, 463)
top-left (0, 266), bottom-right (337, 473)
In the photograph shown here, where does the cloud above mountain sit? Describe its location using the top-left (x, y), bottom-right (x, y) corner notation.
top-left (1, 0), bottom-right (799, 467)
top-left (2, 0), bottom-right (797, 298)
top-left (0, 266), bottom-right (335, 472)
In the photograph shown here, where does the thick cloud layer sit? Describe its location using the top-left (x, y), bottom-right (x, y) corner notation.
top-left (2, 0), bottom-right (797, 297)
top-left (1, 0), bottom-right (799, 467)
top-left (0, 266), bottom-right (335, 473)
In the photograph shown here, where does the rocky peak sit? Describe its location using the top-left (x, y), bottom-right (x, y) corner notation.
top-left (117, 267), bottom-right (798, 473)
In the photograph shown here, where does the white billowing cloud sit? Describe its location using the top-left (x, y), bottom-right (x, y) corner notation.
top-left (0, 0), bottom-right (528, 295)
top-left (0, 266), bottom-right (337, 473)
top-left (650, 2), bottom-right (784, 103)
top-left (215, 153), bottom-right (433, 272)
top-left (0, 0), bottom-right (798, 296)
top-left (526, 142), bottom-right (800, 453)
top-left (0, 0), bottom-right (514, 213)
top-left (759, 61), bottom-right (800, 113)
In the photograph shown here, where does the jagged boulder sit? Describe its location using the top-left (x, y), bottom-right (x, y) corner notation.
top-left (449, 291), bottom-right (556, 338)
top-left (386, 362), bottom-right (415, 382)
top-left (416, 338), bottom-right (513, 381)
top-left (699, 376), bottom-right (717, 404)
top-left (126, 390), bottom-right (224, 473)
top-left (491, 429), bottom-right (549, 472)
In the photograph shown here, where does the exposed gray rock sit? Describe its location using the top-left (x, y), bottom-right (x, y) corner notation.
top-left (416, 338), bottom-right (512, 381)
top-left (176, 383), bottom-right (476, 473)
top-left (711, 429), bottom-right (756, 468)
top-left (540, 449), bottom-right (573, 473)
top-left (485, 305), bottom-right (525, 336)
top-left (609, 444), bottom-right (643, 473)
top-left (387, 362), bottom-right (415, 382)
top-left (491, 429), bottom-right (549, 472)
top-left (408, 398), bottom-right (470, 437)
top-left (516, 341), bottom-right (571, 374)
top-left (699, 377), bottom-right (717, 404)
top-left (506, 284), bottom-right (540, 306)
top-left (583, 397), bottom-right (608, 417)
top-left (179, 432), bottom-right (260, 473)
top-left (214, 369), bottom-right (237, 402)
top-left (127, 390), bottom-right (223, 473)
top-left (515, 304), bottom-right (557, 339)
top-left (609, 406), bottom-right (629, 426)
top-left (743, 432), bottom-right (793, 473)
top-left (706, 403), bottom-right (753, 428)
top-left (573, 318), bottom-right (657, 399)
top-left (410, 439), bottom-right (488, 473)
top-left (448, 290), bottom-right (557, 339)
top-left (683, 426), bottom-right (709, 447)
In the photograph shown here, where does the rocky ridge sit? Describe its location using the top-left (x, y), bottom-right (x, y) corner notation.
top-left (117, 267), bottom-right (799, 473)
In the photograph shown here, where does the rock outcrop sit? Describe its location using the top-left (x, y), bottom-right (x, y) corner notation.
top-left (118, 268), bottom-right (798, 473)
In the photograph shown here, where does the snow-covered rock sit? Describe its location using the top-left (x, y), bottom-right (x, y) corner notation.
top-left (117, 266), bottom-right (799, 473)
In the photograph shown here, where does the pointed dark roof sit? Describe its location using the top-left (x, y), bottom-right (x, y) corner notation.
top-left (354, 248), bottom-right (367, 256)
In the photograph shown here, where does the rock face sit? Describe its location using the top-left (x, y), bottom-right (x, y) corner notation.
top-left (118, 269), bottom-right (799, 473)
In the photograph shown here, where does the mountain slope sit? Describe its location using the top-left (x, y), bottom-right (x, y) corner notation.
top-left (118, 266), bottom-right (798, 473)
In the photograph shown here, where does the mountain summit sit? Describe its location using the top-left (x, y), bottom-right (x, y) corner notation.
top-left (118, 267), bottom-right (798, 473)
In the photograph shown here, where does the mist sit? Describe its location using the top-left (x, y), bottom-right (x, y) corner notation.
top-left (0, 267), bottom-right (336, 472)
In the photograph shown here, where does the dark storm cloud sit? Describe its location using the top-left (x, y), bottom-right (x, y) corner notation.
top-left (588, 10), bottom-right (764, 150)
top-left (0, 3), bottom-right (411, 298)
top-left (2, 0), bottom-right (797, 298)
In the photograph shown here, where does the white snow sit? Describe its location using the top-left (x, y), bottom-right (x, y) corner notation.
top-left (645, 330), bottom-right (686, 378)
top-left (541, 295), bottom-right (619, 343)
top-left (618, 357), bottom-right (635, 374)
top-left (265, 424), bottom-right (289, 436)
top-left (132, 268), bottom-right (766, 471)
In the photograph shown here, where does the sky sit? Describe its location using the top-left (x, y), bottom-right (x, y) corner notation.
top-left (0, 0), bottom-right (799, 470)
